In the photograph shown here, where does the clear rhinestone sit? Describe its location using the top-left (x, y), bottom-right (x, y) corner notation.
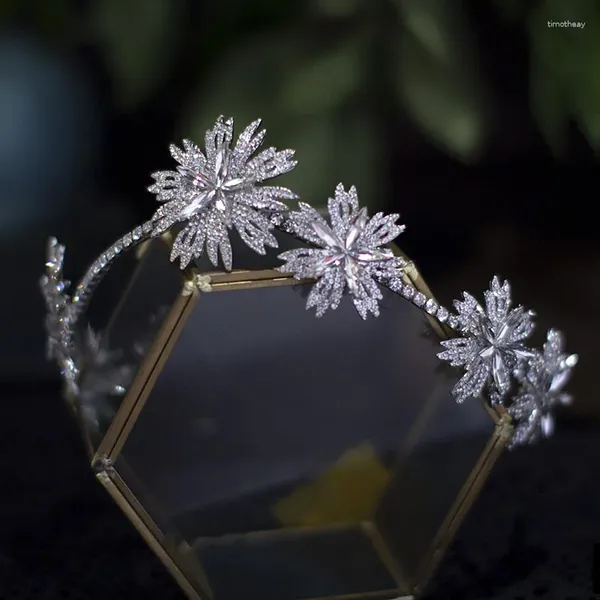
top-left (402, 285), bottom-right (415, 299)
top-left (387, 278), bottom-right (403, 294)
top-left (425, 299), bottom-right (438, 315)
top-left (436, 307), bottom-right (449, 323)
top-left (270, 213), bottom-right (284, 226)
top-left (413, 292), bottom-right (426, 306)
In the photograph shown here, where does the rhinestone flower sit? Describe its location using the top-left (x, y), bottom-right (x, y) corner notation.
top-left (508, 329), bottom-right (578, 448)
top-left (148, 116), bottom-right (298, 270)
top-left (39, 237), bottom-right (73, 362)
top-left (438, 276), bottom-right (536, 403)
top-left (278, 184), bottom-right (406, 319)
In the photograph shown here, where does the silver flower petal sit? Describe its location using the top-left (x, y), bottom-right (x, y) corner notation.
top-left (507, 328), bottom-right (577, 448)
top-left (39, 237), bottom-right (75, 367)
top-left (438, 276), bottom-right (536, 403)
top-left (148, 116), bottom-right (298, 270)
top-left (278, 184), bottom-right (406, 319)
top-left (451, 360), bottom-right (490, 403)
top-left (306, 268), bottom-right (346, 317)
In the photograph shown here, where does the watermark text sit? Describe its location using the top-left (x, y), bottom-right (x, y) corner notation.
top-left (547, 20), bottom-right (586, 28)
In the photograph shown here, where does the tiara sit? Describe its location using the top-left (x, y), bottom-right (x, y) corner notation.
top-left (40, 116), bottom-right (577, 450)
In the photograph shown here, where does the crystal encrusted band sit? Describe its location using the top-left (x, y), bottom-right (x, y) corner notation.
top-left (40, 116), bottom-right (578, 449)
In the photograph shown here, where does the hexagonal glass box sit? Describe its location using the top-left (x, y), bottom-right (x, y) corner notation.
top-left (68, 231), bottom-right (508, 600)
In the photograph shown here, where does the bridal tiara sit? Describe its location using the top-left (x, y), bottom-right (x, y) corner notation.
top-left (40, 116), bottom-right (578, 450)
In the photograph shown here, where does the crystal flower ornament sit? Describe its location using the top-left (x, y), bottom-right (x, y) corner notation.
top-left (508, 329), bottom-right (578, 448)
top-left (438, 277), bottom-right (536, 403)
top-left (278, 184), bottom-right (406, 318)
top-left (39, 237), bottom-right (78, 388)
top-left (148, 116), bottom-right (298, 270)
top-left (38, 114), bottom-right (580, 450)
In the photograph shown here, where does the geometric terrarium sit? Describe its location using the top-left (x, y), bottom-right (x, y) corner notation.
top-left (40, 117), bottom-right (578, 600)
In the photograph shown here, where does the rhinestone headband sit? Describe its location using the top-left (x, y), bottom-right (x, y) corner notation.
top-left (40, 116), bottom-right (578, 449)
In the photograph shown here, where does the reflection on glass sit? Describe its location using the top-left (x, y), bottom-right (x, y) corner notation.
top-left (77, 239), bottom-right (182, 448)
top-left (118, 282), bottom-right (495, 600)
top-left (193, 228), bottom-right (308, 273)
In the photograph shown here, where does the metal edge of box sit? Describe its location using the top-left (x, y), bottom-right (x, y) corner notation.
top-left (95, 289), bottom-right (195, 462)
top-left (96, 468), bottom-right (206, 600)
top-left (411, 419), bottom-right (509, 596)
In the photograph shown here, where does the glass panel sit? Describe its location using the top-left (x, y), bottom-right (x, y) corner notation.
top-left (117, 281), bottom-right (495, 600)
top-left (194, 527), bottom-right (397, 600)
top-left (375, 400), bottom-right (492, 581)
top-left (192, 228), bottom-right (308, 273)
top-left (76, 238), bottom-right (182, 449)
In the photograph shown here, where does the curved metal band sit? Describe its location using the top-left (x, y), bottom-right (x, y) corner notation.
top-left (71, 220), bottom-right (155, 317)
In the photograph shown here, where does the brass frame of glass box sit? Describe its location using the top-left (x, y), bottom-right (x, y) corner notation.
top-left (66, 239), bottom-right (511, 600)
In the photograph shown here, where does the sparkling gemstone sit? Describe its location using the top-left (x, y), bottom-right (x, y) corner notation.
top-left (402, 285), bottom-right (415, 299)
top-left (437, 307), bottom-right (449, 323)
top-left (425, 299), bottom-right (438, 315)
top-left (413, 292), bottom-right (426, 306)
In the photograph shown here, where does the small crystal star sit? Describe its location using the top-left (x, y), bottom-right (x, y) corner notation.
top-left (148, 116), bottom-right (298, 270)
top-left (508, 329), bottom-right (578, 448)
top-left (278, 184), bottom-right (406, 319)
top-left (39, 237), bottom-right (73, 361)
top-left (438, 276), bottom-right (536, 403)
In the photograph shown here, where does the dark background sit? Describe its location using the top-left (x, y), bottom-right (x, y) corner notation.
top-left (1, 0), bottom-right (599, 598)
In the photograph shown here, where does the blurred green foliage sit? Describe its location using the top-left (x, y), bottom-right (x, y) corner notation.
top-left (89, 0), bottom-right (187, 110)
top-left (395, 0), bottom-right (489, 162)
top-left (2, 0), bottom-right (599, 207)
top-left (180, 28), bottom-right (380, 206)
top-left (506, 0), bottom-right (600, 156)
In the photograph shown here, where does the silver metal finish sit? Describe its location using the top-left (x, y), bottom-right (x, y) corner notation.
top-left (39, 116), bottom-right (578, 449)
